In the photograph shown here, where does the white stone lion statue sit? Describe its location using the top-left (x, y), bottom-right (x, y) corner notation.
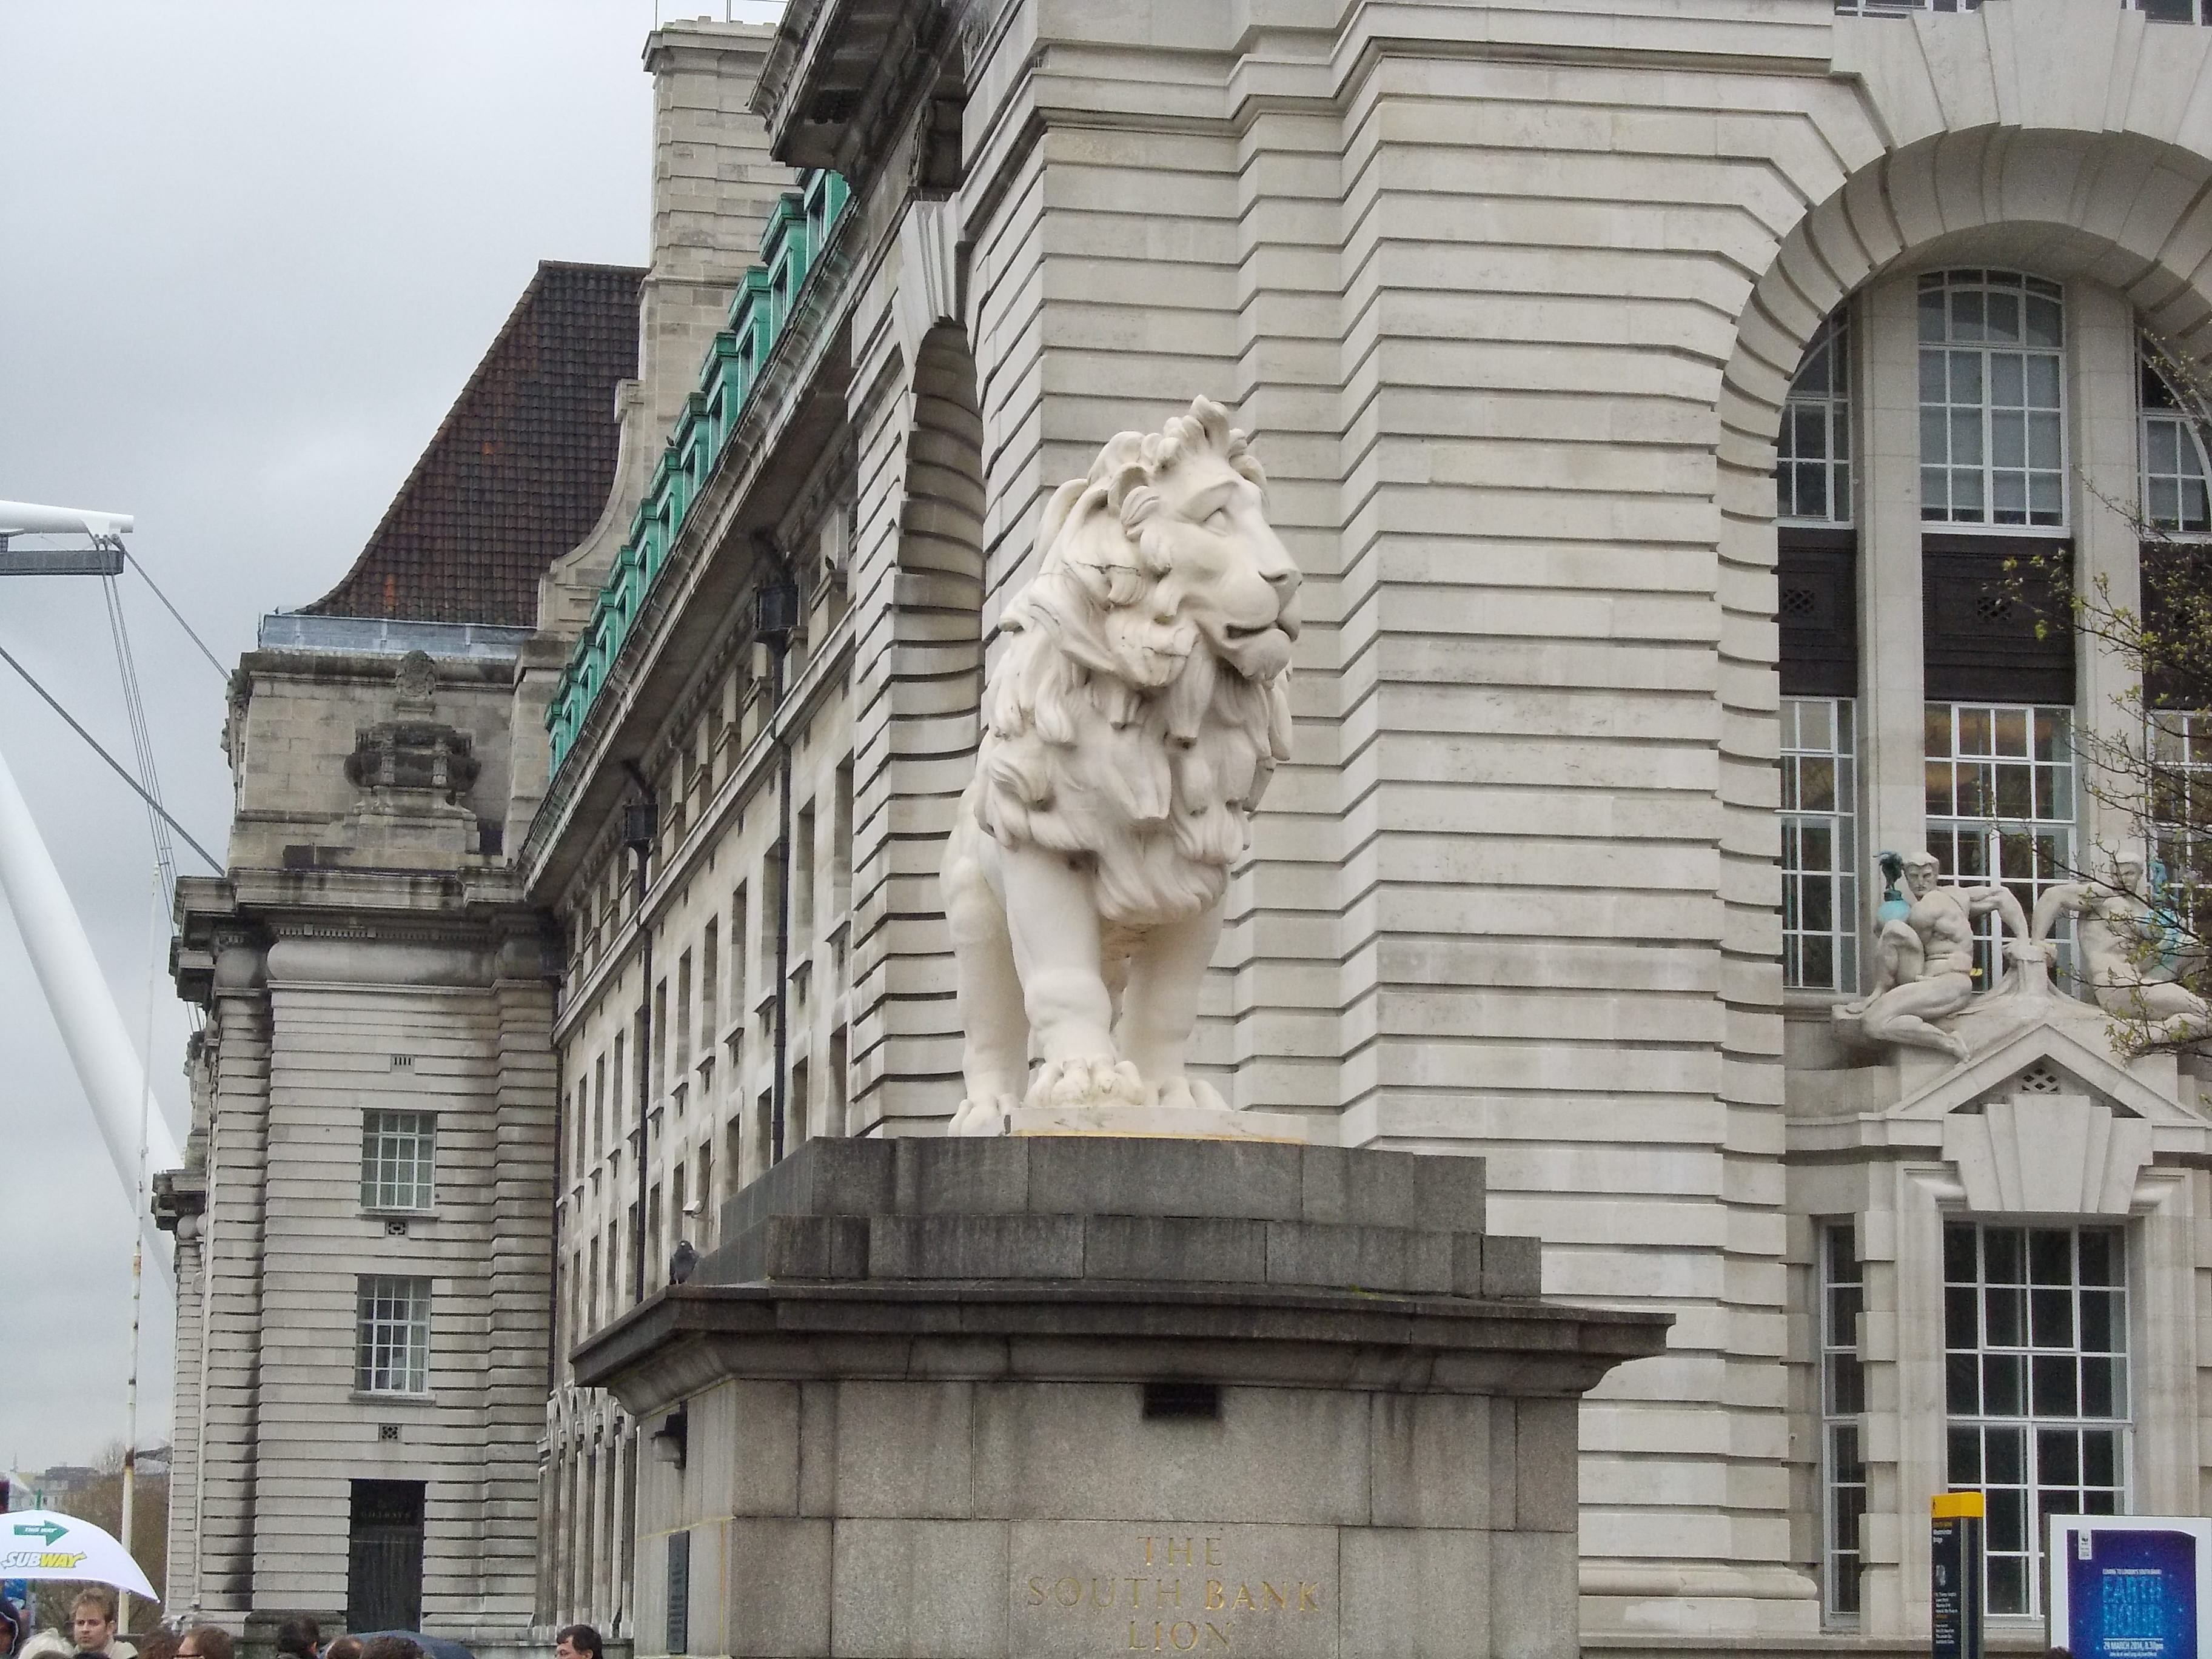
top-left (942, 397), bottom-right (1299, 1134)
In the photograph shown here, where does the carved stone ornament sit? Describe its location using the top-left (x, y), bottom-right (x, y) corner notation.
top-left (394, 647), bottom-right (438, 710)
top-left (940, 397), bottom-right (1300, 1136)
top-left (344, 720), bottom-right (480, 799)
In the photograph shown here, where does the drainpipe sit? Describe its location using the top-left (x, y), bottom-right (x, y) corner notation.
top-left (755, 560), bottom-right (800, 1164)
top-left (621, 764), bottom-right (657, 1304)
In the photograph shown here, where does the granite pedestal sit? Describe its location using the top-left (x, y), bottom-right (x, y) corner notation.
top-left (574, 1138), bottom-right (1670, 1659)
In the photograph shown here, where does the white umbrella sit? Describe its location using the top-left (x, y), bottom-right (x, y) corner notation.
top-left (0, 1512), bottom-right (155, 1598)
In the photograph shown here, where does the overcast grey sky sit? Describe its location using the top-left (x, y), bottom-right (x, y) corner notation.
top-left (0, 1), bottom-right (777, 1473)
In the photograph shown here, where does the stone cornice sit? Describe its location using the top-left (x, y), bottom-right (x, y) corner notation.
top-left (576, 1278), bottom-right (1672, 1417)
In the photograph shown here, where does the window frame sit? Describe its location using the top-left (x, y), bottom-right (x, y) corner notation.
top-left (1820, 1221), bottom-right (1868, 1624)
top-left (1942, 1222), bottom-right (2131, 1622)
top-left (1781, 696), bottom-right (1861, 994)
top-left (1917, 270), bottom-right (2070, 534)
top-left (355, 1273), bottom-right (434, 1398)
top-left (1778, 312), bottom-right (1855, 528)
top-left (2139, 347), bottom-right (2212, 538)
top-left (360, 1108), bottom-right (437, 1215)
top-left (1923, 702), bottom-right (2079, 982)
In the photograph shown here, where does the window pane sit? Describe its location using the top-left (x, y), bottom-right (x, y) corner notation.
top-left (1992, 354), bottom-right (2025, 407)
top-left (1986, 1286), bottom-right (2023, 1347)
top-left (2026, 296), bottom-right (2062, 349)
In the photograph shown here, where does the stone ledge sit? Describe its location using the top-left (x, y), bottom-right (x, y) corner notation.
top-left (719, 1135), bottom-right (1486, 1235)
top-left (572, 1277), bottom-right (1674, 1413)
top-left (697, 1139), bottom-right (1528, 1299)
top-left (702, 1210), bottom-right (1535, 1297)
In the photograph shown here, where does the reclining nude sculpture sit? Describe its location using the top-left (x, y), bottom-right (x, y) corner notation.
top-left (941, 398), bottom-right (1299, 1135)
top-left (2032, 850), bottom-right (2212, 1049)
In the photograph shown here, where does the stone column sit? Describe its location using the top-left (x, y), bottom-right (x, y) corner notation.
top-left (2070, 283), bottom-right (2142, 859)
top-left (1858, 276), bottom-right (1929, 873)
top-left (199, 943), bottom-right (272, 1615)
top-left (486, 931), bottom-right (562, 1625)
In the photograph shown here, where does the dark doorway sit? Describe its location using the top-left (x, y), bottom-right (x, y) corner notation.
top-left (347, 1479), bottom-right (424, 1632)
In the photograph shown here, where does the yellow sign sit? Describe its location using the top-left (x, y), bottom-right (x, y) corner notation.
top-left (1932, 1492), bottom-right (1986, 1520)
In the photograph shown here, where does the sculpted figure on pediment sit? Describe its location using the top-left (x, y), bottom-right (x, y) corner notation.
top-left (940, 398), bottom-right (1300, 1135)
top-left (1837, 850), bottom-right (2037, 1062)
top-left (2033, 850), bottom-right (2212, 1050)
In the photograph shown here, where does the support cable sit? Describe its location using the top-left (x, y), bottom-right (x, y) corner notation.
top-left (102, 573), bottom-right (178, 899)
top-left (119, 546), bottom-right (227, 680)
top-left (0, 638), bottom-right (221, 873)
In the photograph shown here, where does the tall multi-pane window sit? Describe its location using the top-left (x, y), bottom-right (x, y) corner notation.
top-left (1920, 270), bottom-right (2066, 528)
top-left (1820, 1223), bottom-right (1867, 1621)
top-left (2151, 711), bottom-right (2212, 936)
top-left (1780, 313), bottom-right (1852, 524)
top-left (355, 1275), bottom-right (432, 1395)
top-left (2140, 349), bottom-right (2211, 533)
top-left (1945, 1224), bottom-right (2128, 1618)
top-left (1925, 704), bottom-right (2076, 978)
top-left (360, 1110), bottom-right (435, 1212)
top-left (1781, 698), bottom-right (1859, 991)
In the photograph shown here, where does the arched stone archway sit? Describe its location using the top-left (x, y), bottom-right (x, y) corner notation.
top-left (1723, 124), bottom-right (2212, 486)
top-left (1691, 7), bottom-right (2212, 1640)
top-left (846, 320), bottom-right (986, 1129)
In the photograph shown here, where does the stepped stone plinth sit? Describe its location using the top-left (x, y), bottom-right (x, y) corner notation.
top-left (575, 1137), bottom-right (1670, 1659)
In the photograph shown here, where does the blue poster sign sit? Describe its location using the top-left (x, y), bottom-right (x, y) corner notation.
top-left (2051, 1517), bottom-right (2212, 1659)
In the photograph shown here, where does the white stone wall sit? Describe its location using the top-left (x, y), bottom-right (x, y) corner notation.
top-left (529, 1), bottom-right (2212, 1651)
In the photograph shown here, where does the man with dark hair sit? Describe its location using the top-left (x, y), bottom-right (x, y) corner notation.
top-left (272, 1621), bottom-right (319, 1659)
top-left (174, 1629), bottom-right (232, 1659)
top-left (553, 1627), bottom-right (601, 1659)
top-left (323, 1640), bottom-right (362, 1659)
top-left (357, 1639), bottom-right (421, 1659)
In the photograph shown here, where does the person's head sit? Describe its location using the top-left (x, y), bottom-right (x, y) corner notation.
top-left (69, 1594), bottom-right (116, 1653)
top-left (273, 1620), bottom-right (319, 1659)
top-left (0, 1597), bottom-right (22, 1657)
top-left (323, 1640), bottom-right (361, 1659)
top-left (1902, 851), bottom-right (1942, 897)
top-left (176, 1626), bottom-right (233, 1659)
top-left (554, 1626), bottom-right (603, 1659)
top-left (358, 1639), bottom-right (421, 1659)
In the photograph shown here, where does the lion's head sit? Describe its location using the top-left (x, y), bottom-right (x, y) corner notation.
top-left (973, 397), bottom-right (1299, 927)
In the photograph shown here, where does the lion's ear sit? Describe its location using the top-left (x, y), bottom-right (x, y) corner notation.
top-left (1037, 477), bottom-right (1090, 553)
top-left (1117, 481), bottom-right (1160, 531)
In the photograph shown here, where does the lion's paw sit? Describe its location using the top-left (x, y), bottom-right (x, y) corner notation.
top-left (1027, 1055), bottom-right (1147, 1112)
top-left (1147, 1076), bottom-right (1230, 1112)
top-left (948, 1096), bottom-right (1017, 1138)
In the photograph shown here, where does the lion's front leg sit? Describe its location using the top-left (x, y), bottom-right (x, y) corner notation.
top-left (942, 803), bottom-right (1027, 1136)
top-left (1116, 903), bottom-right (1225, 1110)
top-left (998, 842), bottom-right (1145, 1110)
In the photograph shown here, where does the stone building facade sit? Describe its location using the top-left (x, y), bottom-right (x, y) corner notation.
top-left (520, 3), bottom-right (2212, 1656)
top-left (164, 1), bottom-right (2212, 1656)
top-left (158, 254), bottom-right (645, 1652)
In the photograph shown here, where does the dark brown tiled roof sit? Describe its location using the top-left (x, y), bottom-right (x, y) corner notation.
top-left (304, 260), bottom-right (645, 628)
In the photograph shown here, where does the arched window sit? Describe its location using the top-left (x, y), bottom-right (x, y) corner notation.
top-left (1919, 270), bottom-right (2066, 528)
top-left (2139, 344), bottom-right (2211, 534)
top-left (1779, 311), bottom-right (1852, 524)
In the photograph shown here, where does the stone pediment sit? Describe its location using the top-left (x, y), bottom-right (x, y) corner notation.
top-left (1792, 1003), bottom-right (2212, 1182)
top-left (1884, 1019), bottom-right (2196, 1131)
top-left (1884, 1020), bottom-right (2209, 1213)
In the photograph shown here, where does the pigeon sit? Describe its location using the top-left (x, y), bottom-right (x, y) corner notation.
top-left (669, 1239), bottom-right (699, 1285)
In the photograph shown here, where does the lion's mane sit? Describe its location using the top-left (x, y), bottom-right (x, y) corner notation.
top-left (971, 400), bottom-right (1294, 929)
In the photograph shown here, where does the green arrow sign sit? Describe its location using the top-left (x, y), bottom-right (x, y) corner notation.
top-left (11, 1521), bottom-right (65, 1544)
